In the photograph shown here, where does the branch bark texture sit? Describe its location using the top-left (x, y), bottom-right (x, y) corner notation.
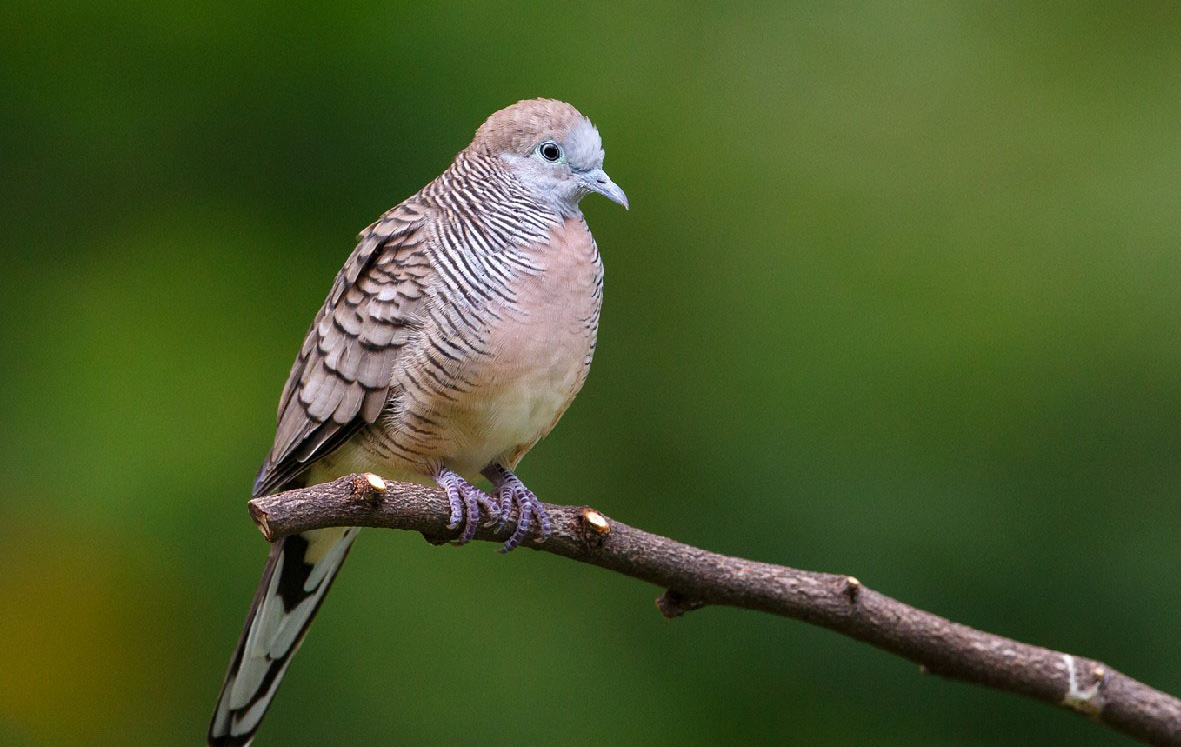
top-left (248, 473), bottom-right (1181, 747)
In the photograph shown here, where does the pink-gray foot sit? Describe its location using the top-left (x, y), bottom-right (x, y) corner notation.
top-left (435, 468), bottom-right (498, 545)
top-left (481, 464), bottom-right (552, 553)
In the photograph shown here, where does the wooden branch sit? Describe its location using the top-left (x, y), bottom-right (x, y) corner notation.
top-left (249, 473), bottom-right (1181, 747)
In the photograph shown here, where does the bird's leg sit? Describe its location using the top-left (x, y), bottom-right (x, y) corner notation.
top-left (480, 464), bottom-right (552, 553)
top-left (435, 468), bottom-right (497, 545)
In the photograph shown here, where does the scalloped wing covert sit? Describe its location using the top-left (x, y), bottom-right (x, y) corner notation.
top-left (252, 197), bottom-right (432, 497)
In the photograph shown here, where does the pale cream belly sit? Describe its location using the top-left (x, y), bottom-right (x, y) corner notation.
top-left (438, 349), bottom-right (586, 476)
top-left (308, 351), bottom-right (585, 485)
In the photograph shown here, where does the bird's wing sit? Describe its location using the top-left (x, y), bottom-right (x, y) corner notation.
top-left (253, 197), bottom-right (433, 497)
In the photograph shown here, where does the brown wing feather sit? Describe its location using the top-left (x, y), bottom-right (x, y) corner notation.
top-left (253, 197), bottom-right (432, 497)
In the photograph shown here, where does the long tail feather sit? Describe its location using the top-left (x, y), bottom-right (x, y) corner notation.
top-left (208, 527), bottom-right (359, 746)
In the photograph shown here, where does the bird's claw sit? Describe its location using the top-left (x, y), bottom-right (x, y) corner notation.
top-left (487, 468), bottom-right (551, 553)
top-left (436, 468), bottom-right (497, 545)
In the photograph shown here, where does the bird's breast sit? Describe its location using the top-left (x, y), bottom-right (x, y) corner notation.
top-left (454, 216), bottom-right (602, 469)
top-left (381, 215), bottom-right (603, 478)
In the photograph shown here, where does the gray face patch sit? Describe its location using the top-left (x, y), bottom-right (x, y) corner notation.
top-left (563, 119), bottom-right (604, 172)
top-left (500, 118), bottom-right (617, 217)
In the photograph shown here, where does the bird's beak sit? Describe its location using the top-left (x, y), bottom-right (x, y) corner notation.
top-left (583, 169), bottom-right (629, 210)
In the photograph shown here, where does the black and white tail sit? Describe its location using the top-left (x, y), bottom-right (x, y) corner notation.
top-left (208, 527), bottom-right (359, 746)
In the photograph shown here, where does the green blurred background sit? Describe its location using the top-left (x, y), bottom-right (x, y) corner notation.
top-left (2, 2), bottom-right (1179, 745)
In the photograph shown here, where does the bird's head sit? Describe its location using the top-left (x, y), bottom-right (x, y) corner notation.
top-left (472, 98), bottom-right (628, 216)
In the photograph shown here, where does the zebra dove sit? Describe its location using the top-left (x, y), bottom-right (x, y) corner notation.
top-left (208, 98), bottom-right (627, 746)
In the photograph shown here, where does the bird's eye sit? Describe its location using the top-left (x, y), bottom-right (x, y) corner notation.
top-left (539, 141), bottom-right (562, 162)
